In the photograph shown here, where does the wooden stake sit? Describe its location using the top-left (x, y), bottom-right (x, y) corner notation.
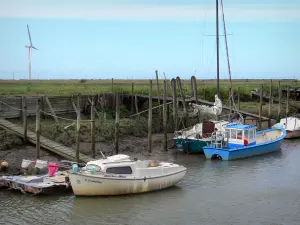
top-left (71, 96), bottom-right (81, 119)
top-left (22, 96), bottom-right (28, 143)
top-left (111, 78), bottom-right (114, 92)
top-left (163, 80), bottom-right (168, 151)
top-left (115, 91), bottom-right (120, 155)
top-left (45, 96), bottom-right (59, 123)
top-left (237, 87), bottom-right (240, 111)
top-left (259, 85), bottom-right (263, 130)
top-left (277, 81), bottom-right (281, 120)
top-left (91, 98), bottom-right (96, 158)
top-left (131, 82), bottom-right (134, 113)
top-left (36, 99), bottom-right (41, 160)
top-left (286, 85), bottom-right (290, 117)
top-left (270, 79), bottom-right (273, 104)
top-left (134, 95), bottom-right (139, 114)
top-left (76, 94), bottom-right (81, 163)
top-left (171, 78), bottom-right (177, 131)
top-left (229, 88), bottom-right (232, 120)
top-left (176, 76), bottom-right (186, 127)
top-left (268, 80), bottom-right (272, 127)
top-left (148, 80), bottom-right (152, 153)
top-left (155, 70), bottom-right (162, 130)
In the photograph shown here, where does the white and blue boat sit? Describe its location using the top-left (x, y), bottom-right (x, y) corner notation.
top-left (203, 123), bottom-right (286, 160)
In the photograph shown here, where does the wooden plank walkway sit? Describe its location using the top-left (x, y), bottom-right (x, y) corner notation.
top-left (126, 94), bottom-right (269, 120)
top-left (0, 118), bottom-right (94, 163)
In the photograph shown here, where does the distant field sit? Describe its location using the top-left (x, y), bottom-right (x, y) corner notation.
top-left (0, 79), bottom-right (298, 101)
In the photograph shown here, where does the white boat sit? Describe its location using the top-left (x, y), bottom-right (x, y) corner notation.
top-left (68, 154), bottom-right (186, 196)
top-left (273, 117), bottom-right (300, 139)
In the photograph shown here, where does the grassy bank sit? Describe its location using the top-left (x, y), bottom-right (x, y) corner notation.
top-left (0, 79), bottom-right (298, 103)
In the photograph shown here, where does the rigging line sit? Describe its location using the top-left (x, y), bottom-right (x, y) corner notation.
top-left (0, 100), bottom-right (22, 111)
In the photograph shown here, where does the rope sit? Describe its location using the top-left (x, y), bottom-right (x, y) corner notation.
top-left (40, 110), bottom-right (92, 123)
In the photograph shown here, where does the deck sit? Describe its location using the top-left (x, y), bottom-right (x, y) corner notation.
top-left (0, 118), bottom-right (93, 163)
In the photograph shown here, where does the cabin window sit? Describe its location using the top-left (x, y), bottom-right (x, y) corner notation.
top-left (106, 166), bottom-right (132, 174)
top-left (225, 130), bottom-right (230, 139)
top-left (230, 129), bottom-right (237, 139)
top-left (244, 130), bottom-right (249, 139)
top-left (249, 129), bottom-right (254, 141)
top-left (237, 130), bottom-right (243, 139)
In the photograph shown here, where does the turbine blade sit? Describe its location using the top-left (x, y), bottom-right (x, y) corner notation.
top-left (32, 46), bottom-right (38, 50)
top-left (27, 24), bottom-right (33, 46)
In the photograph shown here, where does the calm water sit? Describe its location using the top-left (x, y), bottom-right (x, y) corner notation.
top-left (1, 140), bottom-right (300, 225)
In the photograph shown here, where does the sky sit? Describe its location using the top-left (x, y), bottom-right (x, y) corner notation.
top-left (0, 0), bottom-right (299, 80)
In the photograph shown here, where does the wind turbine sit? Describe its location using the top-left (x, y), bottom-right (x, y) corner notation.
top-left (25, 24), bottom-right (38, 80)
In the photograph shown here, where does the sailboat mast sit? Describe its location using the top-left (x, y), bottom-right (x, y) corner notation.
top-left (216, 0), bottom-right (220, 98)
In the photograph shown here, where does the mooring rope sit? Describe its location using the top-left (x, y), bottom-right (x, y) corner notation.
top-left (40, 110), bottom-right (92, 123)
top-left (0, 99), bottom-right (36, 113)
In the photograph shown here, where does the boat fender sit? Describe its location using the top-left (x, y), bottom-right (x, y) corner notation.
top-left (244, 138), bottom-right (248, 146)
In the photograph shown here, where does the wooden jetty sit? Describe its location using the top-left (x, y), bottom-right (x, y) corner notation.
top-left (0, 118), bottom-right (93, 163)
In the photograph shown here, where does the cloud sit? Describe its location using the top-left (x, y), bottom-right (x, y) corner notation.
top-left (0, 2), bottom-right (300, 22)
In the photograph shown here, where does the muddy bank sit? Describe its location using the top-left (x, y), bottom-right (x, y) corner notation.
top-left (0, 133), bottom-right (179, 176)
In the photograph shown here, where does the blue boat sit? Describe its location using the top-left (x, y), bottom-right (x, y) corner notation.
top-left (203, 123), bottom-right (286, 160)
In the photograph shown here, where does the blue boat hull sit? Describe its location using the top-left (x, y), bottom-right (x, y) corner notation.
top-left (203, 128), bottom-right (286, 160)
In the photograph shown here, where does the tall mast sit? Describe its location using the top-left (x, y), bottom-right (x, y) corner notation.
top-left (216, 0), bottom-right (220, 98)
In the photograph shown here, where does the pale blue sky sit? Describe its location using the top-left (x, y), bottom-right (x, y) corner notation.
top-left (0, 0), bottom-right (299, 80)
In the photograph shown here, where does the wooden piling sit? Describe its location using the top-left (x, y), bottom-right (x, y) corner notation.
top-left (176, 76), bottom-right (187, 127)
top-left (237, 87), bottom-right (240, 111)
top-left (111, 78), bottom-right (114, 92)
top-left (286, 85), bottom-right (290, 117)
top-left (76, 94), bottom-right (81, 163)
top-left (163, 80), bottom-right (168, 151)
top-left (171, 78), bottom-right (177, 131)
top-left (134, 95), bottom-right (139, 115)
top-left (229, 88), bottom-right (232, 120)
top-left (91, 98), bottom-right (96, 158)
top-left (277, 81), bottom-right (281, 120)
top-left (268, 80), bottom-right (272, 127)
top-left (155, 70), bottom-right (162, 130)
top-left (22, 96), bottom-right (28, 143)
top-left (36, 99), bottom-right (41, 159)
top-left (270, 79), bottom-right (273, 104)
top-left (131, 82), bottom-right (134, 113)
top-left (148, 80), bottom-right (152, 154)
top-left (258, 85), bottom-right (263, 130)
top-left (115, 91), bottom-right (120, 155)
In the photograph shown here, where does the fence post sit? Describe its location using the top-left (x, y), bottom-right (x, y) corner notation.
top-left (115, 91), bottom-right (120, 155)
top-left (22, 96), bottom-right (28, 143)
top-left (91, 98), bottom-right (95, 159)
top-left (237, 87), bottom-right (240, 111)
top-left (171, 78), bottom-right (177, 131)
top-left (258, 85), bottom-right (263, 130)
top-left (148, 80), bottom-right (152, 154)
top-left (163, 80), bottom-right (168, 151)
top-left (277, 81), bottom-right (281, 120)
top-left (36, 99), bottom-right (41, 160)
top-left (76, 94), bottom-right (81, 163)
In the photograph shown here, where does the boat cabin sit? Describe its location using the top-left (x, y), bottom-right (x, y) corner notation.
top-left (225, 124), bottom-right (256, 147)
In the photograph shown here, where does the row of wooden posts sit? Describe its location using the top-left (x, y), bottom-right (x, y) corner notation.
top-left (22, 77), bottom-right (291, 162)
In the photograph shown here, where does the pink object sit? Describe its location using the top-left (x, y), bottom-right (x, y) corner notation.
top-left (48, 162), bottom-right (59, 177)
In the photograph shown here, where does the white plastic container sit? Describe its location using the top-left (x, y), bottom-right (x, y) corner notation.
top-left (35, 159), bottom-right (48, 169)
top-left (21, 159), bottom-right (33, 169)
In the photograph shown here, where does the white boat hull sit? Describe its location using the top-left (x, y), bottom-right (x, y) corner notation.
top-left (286, 130), bottom-right (300, 139)
top-left (69, 169), bottom-right (186, 196)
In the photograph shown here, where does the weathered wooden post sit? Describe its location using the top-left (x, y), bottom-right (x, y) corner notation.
top-left (76, 94), bottom-right (81, 162)
top-left (237, 87), bottom-right (240, 111)
top-left (91, 98), bottom-right (96, 158)
top-left (286, 85), bottom-right (290, 117)
top-left (191, 76), bottom-right (200, 122)
top-left (134, 95), bottom-right (139, 115)
top-left (268, 80), bottom-right (272, 127)
top-left (22, 96), bottom-right (28, 143)
top-left (171, 78), bottom-right (177, 131)
top-left (115, 91), bottom-right (120, 155)
top-left (131, 82), bottom-right (134, 113)
top-left (229, 88), bottom-right (232, 120)
top-left (111, 78), bottom-right (114, 92)
top-left (270, 79), bottom-right (273, 104)
top-left (148, 80), bottom-right (152, 153)
top-left (176, 76), bottom-right (187, 127)
top-left (163, 80), bottom-right (168, 151)
top-left (277, 81), bottom-right (281, 120)
top-left (36, 98), bottom-right (41, 160)
top-left (155, 70), bottom-right (162, 130)
top-left (258, 85), bottom-right (263, 130)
